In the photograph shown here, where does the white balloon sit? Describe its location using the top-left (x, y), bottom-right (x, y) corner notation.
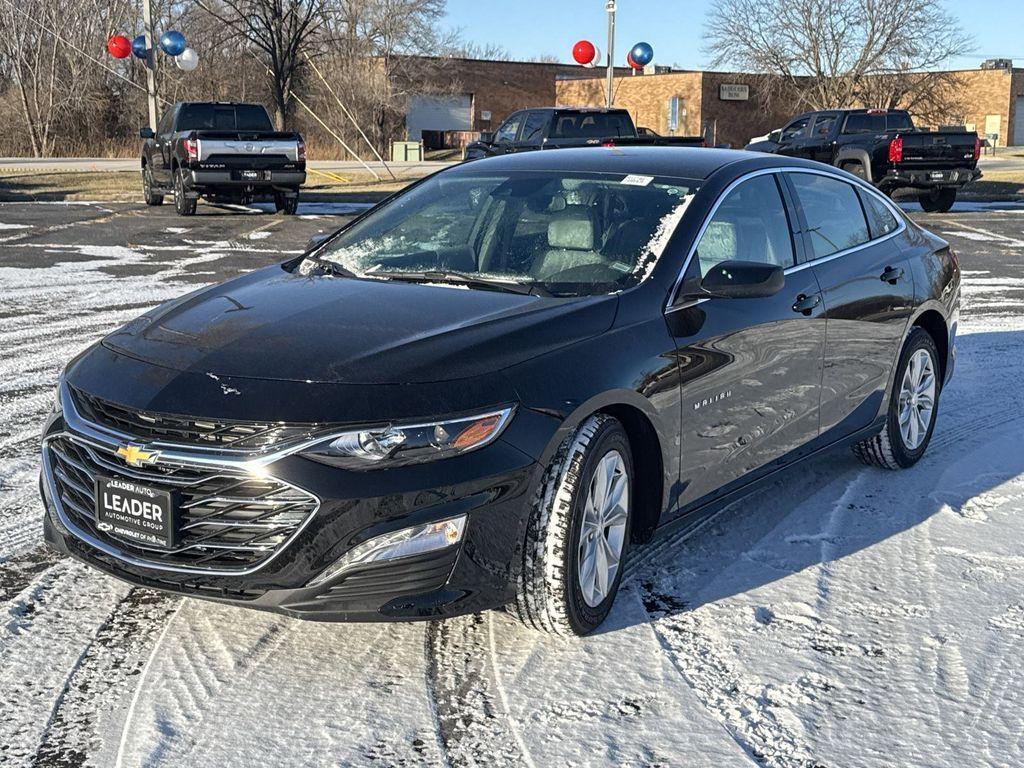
top-left (176, 48), bottom-right (199, 71)
top-left (584, 45), bottom-right (601, 68)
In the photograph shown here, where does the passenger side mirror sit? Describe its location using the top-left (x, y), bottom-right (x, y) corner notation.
top-left (140, 127), bottom-right (155, 139)
top-left (678, 260), bottom-right (785, 303)
top-left (479, 131), bottom-right (494, 144)
top-left (768, 129), bottom-right (782, 144)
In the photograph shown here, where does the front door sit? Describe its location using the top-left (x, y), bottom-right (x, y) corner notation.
top-left (784, 171), bottom-right (916, 436)
top-left (668, 172), bottom-right (826, 512)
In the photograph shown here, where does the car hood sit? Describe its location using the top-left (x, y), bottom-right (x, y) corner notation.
top-left (102, 264), bottom-right (618, 385)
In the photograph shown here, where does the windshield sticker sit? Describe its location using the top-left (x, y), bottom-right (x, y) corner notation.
top-left (621, 174), bottom-right (654, 187)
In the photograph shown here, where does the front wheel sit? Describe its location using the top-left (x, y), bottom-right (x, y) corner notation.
top-left (173, 169), bottom-right (197, 216)
top-left (142, 166), bottom-right (163, 206)
top-left (854, 327), bottom-right (941, 469)
top-left (919, 187), bottom-right (956, 213)
top-left (511, 414), bottom-right (633, 636)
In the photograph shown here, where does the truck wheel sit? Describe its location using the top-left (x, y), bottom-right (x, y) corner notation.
top-left (842, 161), bottom-right (868, 181)
top-left (853, 327), bottom-right (941, 470)
top-left (919, 188), bottom-right (956, 213)
top-left (274, 190), bottom-right (299, 215)
top-left (142, 166), bottom-right (163, 206)
top-left (511, 414), bottom-right (633, 636)
top-left (173, 169), bottom-right (196, 216)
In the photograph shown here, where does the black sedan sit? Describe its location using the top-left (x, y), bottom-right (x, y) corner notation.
top-left (40, 148), bottom-right (960, 635)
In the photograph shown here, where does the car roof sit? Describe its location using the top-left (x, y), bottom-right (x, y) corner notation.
top-left (451, 146), bottom-right (821, 181)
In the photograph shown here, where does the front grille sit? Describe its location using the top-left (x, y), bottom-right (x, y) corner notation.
top-left (71, 387), bottom-right (321, 452)
top-left (47, 435), bottom-right (318, 571)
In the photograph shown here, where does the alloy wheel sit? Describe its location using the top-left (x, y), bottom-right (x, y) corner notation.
top-left (898, 348), bottom-right (936, 450)
top-left (577, 449), bottom-right (629, 608)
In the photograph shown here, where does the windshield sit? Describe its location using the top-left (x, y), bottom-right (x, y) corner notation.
top-left (176, 104), bottom-right (274, 132)
top-left (306, 170), bottom-right (698, 296)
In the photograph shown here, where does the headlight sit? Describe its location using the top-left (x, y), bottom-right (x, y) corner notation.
top-left (304, 406), bottom-right (514, 469)
top-left (52, 377), bottom-right (64, 414)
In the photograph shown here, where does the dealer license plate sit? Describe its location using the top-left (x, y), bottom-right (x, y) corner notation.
top-left (94, 476), bottom-right (175, 548)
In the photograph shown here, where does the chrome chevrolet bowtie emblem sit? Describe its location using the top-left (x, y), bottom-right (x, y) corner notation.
top-left (116, 444), bottom-right (159, 467)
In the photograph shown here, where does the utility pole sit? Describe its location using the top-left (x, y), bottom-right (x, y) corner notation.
top-left (142, 0), bottom-right (159, 131)
top-left (605, 0), bottom-right (616, 107)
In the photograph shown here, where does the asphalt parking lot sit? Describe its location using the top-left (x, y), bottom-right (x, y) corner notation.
top-left (1, 197), bottom-right (1023, 766)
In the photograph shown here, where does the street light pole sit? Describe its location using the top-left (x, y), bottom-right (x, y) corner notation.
top-left (605, 0), bottom-right (616, 107)
top-left (142, 0), bottom-right (159, 131)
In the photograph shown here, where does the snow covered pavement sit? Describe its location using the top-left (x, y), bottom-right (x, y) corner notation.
top-left (1, 202), bottom-right (1023, 767)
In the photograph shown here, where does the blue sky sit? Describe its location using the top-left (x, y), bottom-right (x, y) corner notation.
top-left (443, 0), bottom-right (1024, 70)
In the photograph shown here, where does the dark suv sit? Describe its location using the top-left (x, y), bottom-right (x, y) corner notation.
top-left (41, 148), bottom-right (959, 636)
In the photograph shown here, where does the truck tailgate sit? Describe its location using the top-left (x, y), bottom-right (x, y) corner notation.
top-left (897, 132), bottom-right (977, 169)
top-left (192, 131), bottom-right (301, 164)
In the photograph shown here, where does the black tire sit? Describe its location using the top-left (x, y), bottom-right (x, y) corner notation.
top-left (842, 161), bottom-right (868, 181)
top-left (511, 414), bottom-right (633, 636)
top-left (919, 187), bottom-right (956, 213)
top-left (142, 166), bottom-right (163, 206)
top-left (274, 190), bottom-right (299, 215)
top-left (173, 168), bottom-right (196, 216)
top-left (853, 327), bottom-right (941, 469)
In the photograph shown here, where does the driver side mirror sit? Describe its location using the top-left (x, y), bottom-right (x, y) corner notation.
top-left (479, 131), bottom-right (494, 144)
top-left (678, 260), bottom-right (785, 302)
top-left (768, 129), bottom-right (783, 144)
top-left (140, 127), bottom-right (155, 139)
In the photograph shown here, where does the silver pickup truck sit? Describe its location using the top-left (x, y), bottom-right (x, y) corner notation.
top-left (140, 102), bottom-right (306, 216)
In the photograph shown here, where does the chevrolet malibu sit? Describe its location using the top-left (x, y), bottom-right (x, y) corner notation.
top-left (40, 148), bottom-right (959, 636)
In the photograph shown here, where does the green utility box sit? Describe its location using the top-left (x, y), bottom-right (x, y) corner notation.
top-left (391, 141), bottom-right (424, 162)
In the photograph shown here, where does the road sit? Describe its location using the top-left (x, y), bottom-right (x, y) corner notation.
top-left (1, 199), bottom-right (1023, 767)
top-left (0, 157), bottom-right (453, 177)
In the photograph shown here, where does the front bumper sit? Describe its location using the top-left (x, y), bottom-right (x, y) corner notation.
top-left (40, 388), bottom-right (546, 622)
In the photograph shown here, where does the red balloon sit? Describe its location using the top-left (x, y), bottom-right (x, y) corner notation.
top-left (626, 52), bottom-right (643, 70)
top-left (107, 35), bottom-right (132, 59)
top-left (573, 40), bottom-right (596, 66)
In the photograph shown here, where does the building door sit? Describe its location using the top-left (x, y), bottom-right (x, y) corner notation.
top-left (1014, 98), bottom-right (1024, 146)
top-left (406, 95), bottom-right (473, 142)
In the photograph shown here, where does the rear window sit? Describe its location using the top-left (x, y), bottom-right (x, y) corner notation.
top-left (551, 112), bottom-right (634, 139)
top-left (176, 104), bottom-right (274, 132)
top-left (886, 112), bottom-right (913, 131)
top-left (842, 113), bottom-right (886, 134)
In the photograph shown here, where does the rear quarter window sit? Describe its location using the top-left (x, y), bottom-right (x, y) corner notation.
top-left (788, 173), bottom-right (870, 259)
top-left (858, 188), bottom-right (900, 239)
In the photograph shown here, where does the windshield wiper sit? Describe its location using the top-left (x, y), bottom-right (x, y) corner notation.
top-left (308, 257), bottom-right (359, 279)
top-left (375, 270), bottom-right (553, 297)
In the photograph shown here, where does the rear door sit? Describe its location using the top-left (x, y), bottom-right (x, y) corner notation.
top-left (668, 172), bottom-right (826, 513)
top-left (514, 111), bottom-right (550, 151)
top-left (784, 170), bottom-right (915, 436)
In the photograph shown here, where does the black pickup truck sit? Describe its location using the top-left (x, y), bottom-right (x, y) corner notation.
top-left (463, 107), bottom-right (705, 161)
top-left (745, 108), bottom-right (980, 212)
top-left (140, 102), bottom-right (306, 216)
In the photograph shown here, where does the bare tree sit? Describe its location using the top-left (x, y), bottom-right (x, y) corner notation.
top-left (196, 0), bottom-right (325, 129)
top-left (704, 0), bottom-right (974, 118)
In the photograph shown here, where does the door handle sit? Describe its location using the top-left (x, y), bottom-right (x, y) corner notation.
top-left (880, 266), bottom-right (905, 284)
top-left (792, 293), bottom-right (821, 315)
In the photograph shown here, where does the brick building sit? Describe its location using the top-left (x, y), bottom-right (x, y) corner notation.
top-left (405, 57), bottom-right (1024, 149)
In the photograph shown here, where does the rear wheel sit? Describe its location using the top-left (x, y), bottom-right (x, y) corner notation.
top-left (919, 187), bottom-right (956, 213)
top-left (854, 327), bottom-right (941, 469)
top-left (511, 414), bottom-right (632, 636)
top-left (142, 166), bottom-right (163, 206)
top-left (274, 190), bottom-right (299, 215)
top-left (173, 168), bottom-right (196, 216)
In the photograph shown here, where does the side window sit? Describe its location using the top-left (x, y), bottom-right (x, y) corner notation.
top-left (789, 173), bottom-right (870, 259)
top-left (519, 111), bottom-right (548, 143)
top-left (692, 174), bottom-right (796, 278)
top-left (811, 114), bottom-right (837, 137)
top-left (157, 110), bottom-right (174, 136)
top-left (494, 113), bottom-right (523, 143)
top-left (780, 117), bottom-right (810, 142)
top-left (858, 188), bottom-right (900, 239)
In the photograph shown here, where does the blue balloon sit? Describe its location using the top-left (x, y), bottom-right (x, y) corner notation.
top-left (131, 35), bottom-right (149, 60)
top-left (159, 30), bottom-right (186, 57)
top-left (630, 42), bottom-right (654, 67)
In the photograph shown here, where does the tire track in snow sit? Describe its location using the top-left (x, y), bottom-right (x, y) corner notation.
top-left (31, 589), bottom-right (179, 768)
top-left (0, 547), bottom-right (63, 605)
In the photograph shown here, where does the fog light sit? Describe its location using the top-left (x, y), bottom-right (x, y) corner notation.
top-left (307, 514), bottom-right (467, 588)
